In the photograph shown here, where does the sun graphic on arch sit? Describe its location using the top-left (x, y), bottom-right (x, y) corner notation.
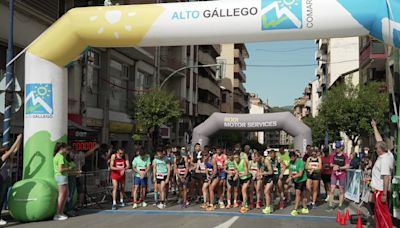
top-left (278, 0), bottom-right (300, 9)
top-left (34, 84), bottom-right (51, 99)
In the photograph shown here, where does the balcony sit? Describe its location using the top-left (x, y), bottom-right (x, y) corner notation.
top-left (234, 95), bottom-right (247, 108)
top-left (319, 76), bottom-right (326, 87)
top-left (305, 87), bottom-right (311, 95)
top-left (234, 79), bottom-right (246, 94)
top-left (234, 68), bottom-right (246, 83)
top-left (315, 49), bottom-right (328, 62)
top-left (198, 76), bottom-right (220, 97)
top-left (200, 45), bottom-right (221, 57)
top-left (359, 40), bottom-right (386, 70)
top-left (318, 39), bottom-right (328, 50)
top-left (198, 102), bottom-right (219, 116)
top-left (198, 49), bottom-right (217, 68)
top-left (315, 67), bottom-right (323, 78)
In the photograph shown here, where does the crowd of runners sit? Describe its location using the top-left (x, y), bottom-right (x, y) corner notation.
top-left (108, 142), bottom-right (351, 216)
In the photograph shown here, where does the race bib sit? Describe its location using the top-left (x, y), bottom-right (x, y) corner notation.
top-left (139, 168), bottom-right (146, 172)
top-left (178, 169), bottom-right (186, 175)
top-left (273, 168), bottom-right (279, 175)
top-left (157, 173), bottom-right (165, 179)
top-left (229, 168), bottom-right (236, 174)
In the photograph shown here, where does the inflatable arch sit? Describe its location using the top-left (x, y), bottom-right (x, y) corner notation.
top-left (192, 112), bottom-right (312, 152)
top-left (9, 0), bottom-right (400, 222)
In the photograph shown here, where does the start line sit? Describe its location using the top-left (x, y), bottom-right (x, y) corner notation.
top-left (93, 209), bottom-right (336, 222)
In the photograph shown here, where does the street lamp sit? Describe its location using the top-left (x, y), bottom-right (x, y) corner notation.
top-left (160, 63), bottom-right (223, 89)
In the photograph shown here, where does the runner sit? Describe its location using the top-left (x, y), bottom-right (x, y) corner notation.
top-left (174, 149), bottom-right (189, 208)
top-left (327, 142), bottom-right (350, 211)
top-left (321, 148), bottom-right (332, 202)
top-left (153, 147), bottom-right (171, 210)
top-left (305, 149), bottom-right (322, 209)
top-left (168, 146), bottom-right (177, 195)
top-left (225, 150), bottom-right (239, 209)
top-left (110, 148), bottom-right (130, 210)
top-left (287, 152), bottom-right (309, 216)
top-left (249, 151), bottom-right (264, 209)
top-left (192, 143), bottom-right (203, 203)
top-left (276, 146), bottom-right (290, 209)
top-left (241, 144), bottom-right (250, 162)
top-left (209, 146), bottom-right (227, 210)
top-left (196, 151), bottom-right (212, 209)
top-left (131, 150), bottom-right (151, 209)
top-left (234, 151), bottom-right (251, 213)
top-left (262, 150), bottom-right (278, 214)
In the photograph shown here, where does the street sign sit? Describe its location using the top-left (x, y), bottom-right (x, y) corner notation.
top-left (0, 76), bottom-right (21, 91)
top-left (0, 92), bottom-right (22, 114)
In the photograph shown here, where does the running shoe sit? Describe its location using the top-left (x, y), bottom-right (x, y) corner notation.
top-left (249, 203), bottom-right (254, 210)
top-left (301, 208), bottom-right (309, 214)
top-left (206, 205), bottom-right (215, 211)
top-left (324, 195), bottom-right (330, 202)
top-left (111, 204), bottom-right (117, 210)
top-left (0, 219), bottom-right (7, 225)
top-left (279, 200), bottom-right (285, 210)
top-left (226, 204), bottom-right (232, 209)
top-left (162, 203), bottom-right (167, 209)
top-left (177, 198), bottom-right (182, 204)
top-left (262, 206), bottom-right (271, 214)
top-left (142, 201), bottom-right (148, 207)
top-left (233, 202), bottom-right (239, 208)
top-left (290, 209), bottom-right (299, 216)
top-left (157, 203), bottom-right (164, 210)
top-left (256, 202), bottom-right (261, 209)
top-left (53, 214), bottom-right (68, 221)
top-left (120, 202), bottom-right (126, 207)
top-left (219, 202), bottom-right (225, 209)
top-left (132, 203), bottom-right (138, 209)
top-left (240, 206), bottom-right (249, 213)
top-left (200, 203), bottom-right (208, 209)
top-left (312, 203), bottom-right (317, 209)
top-left (338, 205), bottom-right (347, 211)
top-left (326, 205), bottom-right (334, 212)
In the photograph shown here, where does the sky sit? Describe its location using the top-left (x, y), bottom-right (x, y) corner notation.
top-left (244, 40), bottom-right (317, 107)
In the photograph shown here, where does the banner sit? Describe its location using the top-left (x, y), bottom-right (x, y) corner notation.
top-left (345, 169), bottom-right (362, 203)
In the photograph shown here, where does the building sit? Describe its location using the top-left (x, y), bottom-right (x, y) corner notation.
top-left (293, 86), bottom-right (311, 120)
top-left (309, 79), bottom-right (320, 117)
top-left (218, 43), bottom-right (249, 114)
top-left (248, 93), bottom-right (269, 144)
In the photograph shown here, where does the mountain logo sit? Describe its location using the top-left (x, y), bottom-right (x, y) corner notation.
top-left (261, 0), bottom-right (302, 31)
top-left (25, 83), bottom-right (53, 115)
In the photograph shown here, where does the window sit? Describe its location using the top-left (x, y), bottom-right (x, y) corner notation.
top-left (136, 70), bottom-right (153, 94)
top-left (109, 59), bottom-right (129, 112)
top-left (222, 93), bottom-right (227, 103)
top-left (86, 50), bottom-right (100, 107)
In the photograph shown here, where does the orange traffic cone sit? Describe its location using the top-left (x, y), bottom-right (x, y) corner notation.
top-left (336, 211), bottom-right (341, 223)
top-left (345, 209), bottom-right (350, 220)
top-left (356, 210), bottom-right (363, 228)
top-left (340, 213), bottom-right (347, 225)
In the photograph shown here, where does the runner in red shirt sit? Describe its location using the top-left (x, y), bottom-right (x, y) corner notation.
top-left (321, 149), bottom-right (332, 202)
top-left (110, 148), bottom-right (130, 210)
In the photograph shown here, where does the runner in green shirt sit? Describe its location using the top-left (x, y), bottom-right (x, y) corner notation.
top-left (153, 148), bottom-right (171, 210)
top-left (132, 150), bottom-right (151, 208)
top-left (234, 151), bottom-right (251, 213)
top-left (287, 152), bottom-right (309, 216)
top-left (276, 146), bottom-right (290, 209)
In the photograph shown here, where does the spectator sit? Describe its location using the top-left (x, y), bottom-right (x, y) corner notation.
top-left (302, 145), bottom-right (312, 162)
top-left (371, 120), bottom-right (394, 228)
top-left (360, 147), bottom-right (370, 160)
top-left (349, 152), bottom-right (361, 169)
top-left (0, 134), bottom-right (22, 225)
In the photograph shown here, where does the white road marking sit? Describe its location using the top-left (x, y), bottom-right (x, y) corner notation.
top-left (214, 216), bottom-right (240, 228)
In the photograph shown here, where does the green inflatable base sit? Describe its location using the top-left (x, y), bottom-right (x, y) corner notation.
top-left (8, 178), bottom-right (57, 222)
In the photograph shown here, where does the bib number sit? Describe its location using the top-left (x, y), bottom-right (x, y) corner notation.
top-left (157, 173), bottom-right (165, 179)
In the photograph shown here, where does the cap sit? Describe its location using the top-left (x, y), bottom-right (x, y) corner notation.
top-left (335, 141), bottom-right (342, 149)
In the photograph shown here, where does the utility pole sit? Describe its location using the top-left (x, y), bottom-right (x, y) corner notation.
top-left (3, 0), bottom-right (14, 148)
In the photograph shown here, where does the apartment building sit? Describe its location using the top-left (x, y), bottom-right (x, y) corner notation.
top-left (248, 93), bottom-right (269, 144)
top-left (219, 43), bottom-right (249, 114)
top-left (293, 85), bottom-right (311, 120)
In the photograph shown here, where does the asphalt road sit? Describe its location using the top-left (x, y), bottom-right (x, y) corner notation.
top-left (4, 200), bottom-right (362, 228)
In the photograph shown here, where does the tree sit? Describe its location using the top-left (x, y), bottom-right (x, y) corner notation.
top-left (318, 81), bottom-right (388, 151)
top-left (129, 89), bottom-right (182, 150)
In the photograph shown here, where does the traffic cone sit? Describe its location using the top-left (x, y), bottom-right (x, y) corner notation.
top-left (336, 211), bottom-right (341, 223)
top-left (340, 213), bottom-right (347, 225)
top-left (345, 209), bottom-right (350, 220)
top-left (356, 210), bottom-right (363, 228)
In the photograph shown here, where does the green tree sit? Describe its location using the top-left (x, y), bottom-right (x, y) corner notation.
top-left (129, 89), bottom-right (182, 149)
top-left (318, 81), bottom-right (388, 151)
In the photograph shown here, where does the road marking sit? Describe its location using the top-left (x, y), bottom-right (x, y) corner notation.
top-left (214, 216), bottom-right (239, 228)
top-left (89, 209), bottom-right (336, 222)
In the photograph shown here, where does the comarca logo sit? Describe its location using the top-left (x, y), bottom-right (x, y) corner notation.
top-left (25, 83), bottom-right (53, 116)
top-left (261, 0), bottom-right (302, 30)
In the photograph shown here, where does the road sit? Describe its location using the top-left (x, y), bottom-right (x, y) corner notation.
top-left (5, 200), bottom-right (363, 228)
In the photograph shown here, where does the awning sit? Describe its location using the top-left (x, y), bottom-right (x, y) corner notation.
top-left (68, 120), bottom-right (96, 132)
